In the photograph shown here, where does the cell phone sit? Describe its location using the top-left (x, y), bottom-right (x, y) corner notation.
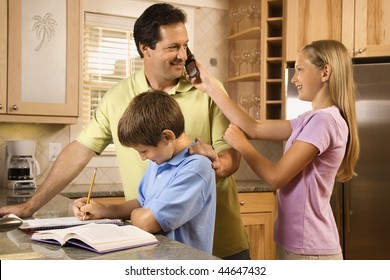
top-left (185, 47), bottom-right (200, 78)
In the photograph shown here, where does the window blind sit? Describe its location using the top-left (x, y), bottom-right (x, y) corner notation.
top-left (83, 12), bottom-right (143, 127)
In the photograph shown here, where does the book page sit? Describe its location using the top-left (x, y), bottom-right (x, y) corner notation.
top-left (31, 227), bottom-right (73, 246)
top-left (70, 224), bottom-right (133, 244)
top-left (7, 214), bottom-right (122, 230)
top-left (31, 224), bottom-right (158, 253)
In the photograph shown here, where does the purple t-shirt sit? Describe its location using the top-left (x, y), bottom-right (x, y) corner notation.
top-left (275, 106), bottom-right (348, 255)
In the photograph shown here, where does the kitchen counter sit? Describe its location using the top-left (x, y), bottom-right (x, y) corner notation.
top-left (236, 180), bottom-right (273, 192)
top-left (60, 180), bottom-right (273, 199)
top-left (0, 190), bottom-right (219, 260)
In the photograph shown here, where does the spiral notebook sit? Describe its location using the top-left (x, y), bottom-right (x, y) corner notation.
top-left (7, 214), bottom-right (124, 231)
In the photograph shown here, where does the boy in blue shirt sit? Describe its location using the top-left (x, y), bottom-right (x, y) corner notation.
top-left (73, 90), bottom-right (216, 253)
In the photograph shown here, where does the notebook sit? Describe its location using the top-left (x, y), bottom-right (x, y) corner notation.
top-left (30, 223), bottom-right (159, 253)
top-left (7, 214), bottom-right (124, 231)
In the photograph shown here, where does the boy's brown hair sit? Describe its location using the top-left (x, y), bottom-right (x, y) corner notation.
top-left (118, 90), bottom-right (185, 147)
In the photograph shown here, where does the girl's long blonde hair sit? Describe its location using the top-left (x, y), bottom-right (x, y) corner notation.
top-left (301, 40), bottom-right (360, 182)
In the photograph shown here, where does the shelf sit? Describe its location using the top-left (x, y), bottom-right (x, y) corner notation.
top-left (266, 100), bottom-right (282, 105)
top-left (267, 17), bottom-right (283, 28)
top-left (228, 0), bottom-right (284, 120)
top-left (267, 37), bottom-right (282, 46)
top-left (267, 57), bottom-right (282, 64)
top-left (228, 73), bottom-right (260, 82)
top-left (266, 78), bottom-right (282, 84)
top-left (228, 27), bottom-right (261, 41)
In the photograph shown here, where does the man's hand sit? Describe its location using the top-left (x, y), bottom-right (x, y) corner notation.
top-left (188, 138), bottom-right (221, 171)
top-left (0, 203), bottom-right (34, 218)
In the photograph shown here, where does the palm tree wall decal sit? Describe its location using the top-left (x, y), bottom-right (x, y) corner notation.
top-left (32, 13), bottom-right (57, 51)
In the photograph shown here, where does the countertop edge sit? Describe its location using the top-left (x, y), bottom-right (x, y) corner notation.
top-left (60, 180), bottom-right (273, 199)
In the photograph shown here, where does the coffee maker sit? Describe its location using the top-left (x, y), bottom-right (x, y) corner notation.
top-left (4, 140), bottom-right (41, 189)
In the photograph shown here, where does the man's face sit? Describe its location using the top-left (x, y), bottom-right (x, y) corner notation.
top-left (144, 23), bottom-right (189, 81)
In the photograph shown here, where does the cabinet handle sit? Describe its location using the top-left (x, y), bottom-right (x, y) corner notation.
top-left (12, 104), bottom-right (18, 111)
top-left (0, 104), bottom-right (2, 110)
top-left (357, 48), bottom-right (366, 54)
top-left (240, 201), bottom-right (245, 206)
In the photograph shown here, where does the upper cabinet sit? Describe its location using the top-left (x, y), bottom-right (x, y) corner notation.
top-left (285, 0), bottom-right (342, 61)
top-left (286, 0), bottom-right (390, 61)
top-left (0, 0), bottom-right (6, 114)
top-left (0, 0), bottom-right (80, 124)
top-left (228, 0), bottom-right (285, 120)
top-left (347, 0), bottom-right (390, 57)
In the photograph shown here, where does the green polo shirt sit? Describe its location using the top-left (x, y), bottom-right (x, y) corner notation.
top-left (77, 69), bottom-right (249, 258)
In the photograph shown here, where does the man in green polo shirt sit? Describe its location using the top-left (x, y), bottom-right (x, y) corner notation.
top-left (0, 3), bottom-right (250, 259)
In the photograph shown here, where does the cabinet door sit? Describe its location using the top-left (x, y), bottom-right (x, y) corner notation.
top-left (242, 212), bottom-right (275, 260)
top-left (285, 0), bottom-right (343, 61)
top-left (238, 192), bottom-right (277, 260)
top-left (353, 0), bottom-right (390, 57)
top-left (0, 0), bottom-right (6, 114)
top-left (7, 0), bottom-right (79, 117)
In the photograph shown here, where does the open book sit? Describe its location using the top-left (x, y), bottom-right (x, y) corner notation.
top-left (7, 214), bottom-right (123, 231)
top-left (31, 223), bottom-right (159, 253)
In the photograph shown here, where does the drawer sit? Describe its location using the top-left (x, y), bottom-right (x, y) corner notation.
top-left (238, 192), bottom-right (276, 213)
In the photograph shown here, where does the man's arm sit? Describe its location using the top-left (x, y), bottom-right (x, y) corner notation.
top-left (215, 147), bottom-right (241, 177)
top-left (0, 141), bottom-right (95, 218)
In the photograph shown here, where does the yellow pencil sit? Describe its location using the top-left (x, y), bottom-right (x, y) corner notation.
top-left (83, 168), bottom-right (97, 221)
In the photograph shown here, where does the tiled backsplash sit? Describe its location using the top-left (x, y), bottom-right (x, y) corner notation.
top-left (0, 5), bottom-right (283, 192)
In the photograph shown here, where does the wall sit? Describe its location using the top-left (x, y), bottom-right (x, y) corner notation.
top-left (0, 3), bottom-right (283, 193)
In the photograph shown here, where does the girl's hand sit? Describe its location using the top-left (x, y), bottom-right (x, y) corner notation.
top-left (187, 61), bottom-right (219, 95)
top-left (224, 124), bottom-right (249, 152)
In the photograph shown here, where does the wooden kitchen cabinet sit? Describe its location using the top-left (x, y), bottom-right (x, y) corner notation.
top-left (345, 0), bottom-right (390, 57)
top-left (1, 0), bottom-right (80, 124)
top-left (285, 0), bottom-right (342, 61)
top-left (286, 0), bottom-right (390, 61)
top-left (238, 192), bottom-right (277, 260)
top-left (0, 0), bottom-right (7, 114)
top-left (228, 0), bottom-right (285, 120)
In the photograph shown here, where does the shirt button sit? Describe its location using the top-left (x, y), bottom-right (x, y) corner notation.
top-left (157, 174), bottom-right (162, 179)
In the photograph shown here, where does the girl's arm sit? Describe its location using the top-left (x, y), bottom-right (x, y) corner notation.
top-left (224, 124), bottom-right (318, 190)
top-left (190, 62), bottom-right (291, 141)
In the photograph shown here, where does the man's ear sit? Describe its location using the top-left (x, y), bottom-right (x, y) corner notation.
top-left (140, 43), bottom-right (150, 58)
top-left (322, 64), bottom-right (332, 82)
top-left (162, 130), bottom-right (175, 142)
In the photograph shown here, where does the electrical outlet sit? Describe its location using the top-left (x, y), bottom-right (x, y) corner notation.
top-left (49, 143), bottom-right (62, 162)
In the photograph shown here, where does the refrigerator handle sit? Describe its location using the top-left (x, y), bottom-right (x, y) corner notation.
top-left (345, 181), bottom-right (351, 233)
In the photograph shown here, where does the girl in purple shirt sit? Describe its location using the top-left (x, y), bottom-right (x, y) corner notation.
top-left (191, 40), bottom-right (360, 260)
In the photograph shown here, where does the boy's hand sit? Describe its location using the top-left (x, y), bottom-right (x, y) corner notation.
top-left (72, 197), bottom-right (105, 220)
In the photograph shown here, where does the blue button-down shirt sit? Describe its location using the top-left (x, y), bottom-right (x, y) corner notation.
top-left (137, 143), bottom-right (216, 253)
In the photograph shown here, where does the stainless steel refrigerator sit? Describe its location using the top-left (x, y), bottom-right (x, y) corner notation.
top-left (285, 59), bottom-right (390, 260)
